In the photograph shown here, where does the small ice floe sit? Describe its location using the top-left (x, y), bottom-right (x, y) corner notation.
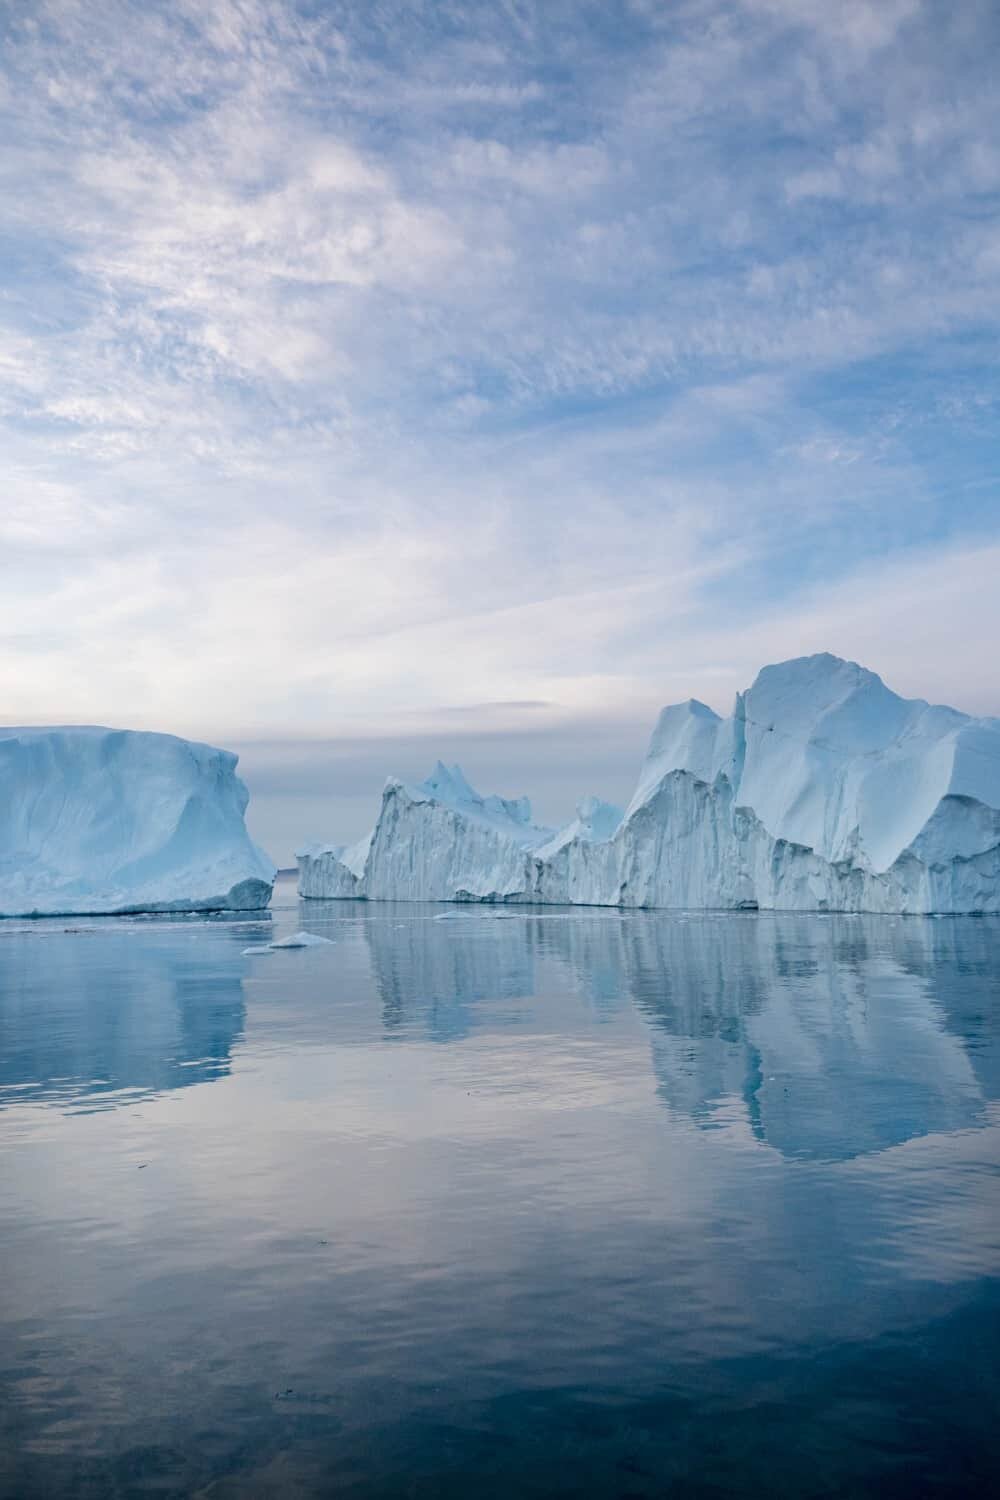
top-left (272, 930), bottom-right (335, 949)
top-left (242, 931), bottom-right (334, 954)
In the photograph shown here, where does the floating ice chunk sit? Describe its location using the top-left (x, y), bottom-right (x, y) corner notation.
top-left (267, 931), bottom-right (335, 948)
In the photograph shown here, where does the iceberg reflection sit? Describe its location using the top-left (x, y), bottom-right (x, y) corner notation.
top-left (5, 895), bottom-right (995, 1162)
top-left (0, 919), bottom-right (257, 1109)
top-left (363, 907), bottom-right (998, 1160)
top-left (363, 908), bottom-right (537, 1040)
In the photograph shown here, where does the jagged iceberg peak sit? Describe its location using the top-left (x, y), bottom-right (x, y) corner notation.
top-left (627, 698), bottom-right (722, 816)
top-left (628, 653), bottom-right (1000, 875)
top-left (404, 761), bottom-right (550, 847)
top-left (297, 761), bottom-right (554, 904)
top-left (738, 653), bottom-right (999, 871)
top-left (419, 760), bottom-right (480, 806)
top-left (0, 725), bottom-right (276, 916)
top-left (297, 653), bottom-right (1000, 913)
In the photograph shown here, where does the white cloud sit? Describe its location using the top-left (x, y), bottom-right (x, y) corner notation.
top-left (649, 539), bottom-right (1000, 720)
top-left (743, 0), bottom-right (920, 57)
top-left (0, 0), bottom-right (998, 840)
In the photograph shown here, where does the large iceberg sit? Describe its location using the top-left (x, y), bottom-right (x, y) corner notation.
top-left (0, 726), bottom-right (275, 916)
top-left (297, 655), bottom-right (1000, 914)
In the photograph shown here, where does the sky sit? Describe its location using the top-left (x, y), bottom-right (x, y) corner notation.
top-left (2, 0), bottom-right (999, 862)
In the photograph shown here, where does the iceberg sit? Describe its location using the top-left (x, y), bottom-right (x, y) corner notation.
top-left (296, 831), bottom-right (372, 900)
top-left (0, 726), bottom-right (275, 916)
top-left (297, 655), bottom-right (1000, 914)
top-left (535, 796), bottom-right (624, 861)
top-left (298, 761), bottom-right (554, 904)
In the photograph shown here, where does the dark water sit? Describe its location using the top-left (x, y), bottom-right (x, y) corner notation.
top-left (2, 876), bottom-right (999, 1499)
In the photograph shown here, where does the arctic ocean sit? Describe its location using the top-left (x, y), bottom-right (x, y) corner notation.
top-left (1, 875), bottom-right (998, 1498)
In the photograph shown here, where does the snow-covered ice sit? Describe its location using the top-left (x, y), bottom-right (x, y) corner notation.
top-left (0, 727), bottom-right (275, 917)
top-left (535, 796), bottom-right (623, 860)
top-left (297, 655), bottom-right (1000, 914)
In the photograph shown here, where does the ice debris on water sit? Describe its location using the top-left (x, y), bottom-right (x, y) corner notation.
top-left (269, 931), bottom-right (335, 948)
top-left (243, 931), bottom-right (335, 954)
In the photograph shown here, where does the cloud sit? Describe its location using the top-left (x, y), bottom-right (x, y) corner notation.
top-left (0, 0), bottom-right (998, 860)
top-left (743, 0), bottom-right (920, 56)
top-left (235, 533), bottom-right (1000, 861)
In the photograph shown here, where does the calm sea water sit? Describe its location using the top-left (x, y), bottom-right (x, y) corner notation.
top-left (1, 875), bottom-right (998, 1498)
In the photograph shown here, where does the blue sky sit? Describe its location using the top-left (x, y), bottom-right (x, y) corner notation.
top-left (2, 0), bottom-right (999, 858)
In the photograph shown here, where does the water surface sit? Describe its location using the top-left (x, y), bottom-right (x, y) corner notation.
top-left (2, 877), bottom-right (999, 1497)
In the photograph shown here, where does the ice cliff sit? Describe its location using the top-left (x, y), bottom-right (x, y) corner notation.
top-left (0, 726), bottom-right (275, 916)
top-left (298, 761), bottom-right (555, 903)
top-left (297, 655), bottom-right (1000, 913)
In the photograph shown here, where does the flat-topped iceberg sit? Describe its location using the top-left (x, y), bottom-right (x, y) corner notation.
top-left (0, 726), bottom-right (275, 916)
top-left (297, 655), bottom-right (1000, 913)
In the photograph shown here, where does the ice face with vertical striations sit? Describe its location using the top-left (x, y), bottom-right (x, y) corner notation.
top-left (295, 831), bottom-right (372, 900)
top-left (0, 727), bottom-right (276, 916)
top-left (298, 762), bottom-right (554, 904)
top-left (297, 656), bottom-right (1000, 913)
